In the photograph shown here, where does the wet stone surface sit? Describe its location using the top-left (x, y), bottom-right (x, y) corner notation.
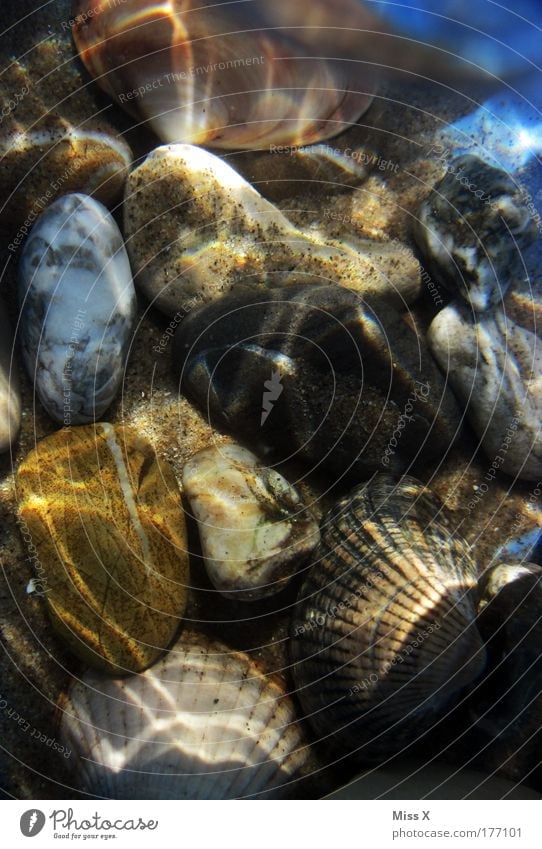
top-left (175, 283), bottom-right (462, 482)
top-left (18, 193), bottom-right (137, 425)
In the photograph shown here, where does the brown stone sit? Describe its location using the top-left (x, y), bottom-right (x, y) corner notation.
top-left (16, 424), bottom-right (189, 674)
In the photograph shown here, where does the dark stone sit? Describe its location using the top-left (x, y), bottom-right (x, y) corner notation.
top-left (174, 284), bottom-right (461, 480)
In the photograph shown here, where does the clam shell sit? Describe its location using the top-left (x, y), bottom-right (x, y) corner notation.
top-left (60, 630), bottom-right (314, 799)
top-left (290, 475), bottom-right (486, 761)
top-left (72, 0), bottom-right (375, 150)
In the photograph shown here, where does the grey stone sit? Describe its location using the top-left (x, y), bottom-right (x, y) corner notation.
top-left (18, 193), bottom-right (136, 425)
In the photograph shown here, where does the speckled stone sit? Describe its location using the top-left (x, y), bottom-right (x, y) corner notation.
top-left (0, 299), bottom-right (21, 453)
top-left (183, 443), bottom-right (320, 600)
top-left (16, 424), bottom-right (190, 675)
top-left (18, 193), bottom-right (136, 425)
top-left (428, 289), bottom-right (542, 481)
top-left (0, 1), bottom-right (132, 247)
top-left (414, 155), bottom-right (537, 311)
top-left (123, 143), bottom-right (421, 316)
top-left (174, 284), bottom-right (462, 479)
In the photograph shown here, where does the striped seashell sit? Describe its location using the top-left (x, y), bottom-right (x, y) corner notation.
top-left (290, 474), bottom-right (487, 761)
top-left (60, 630), bottom-right (315, 799)
top-left (71, 0), bottom-right (376, 150)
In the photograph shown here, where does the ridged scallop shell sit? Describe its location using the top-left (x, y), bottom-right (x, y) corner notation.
top-left (72, 0), bottom-right (375, 150)
top-left (60, 630), bottom-right (314, 799)
top-left (290, 475), bottom-right (486, 761)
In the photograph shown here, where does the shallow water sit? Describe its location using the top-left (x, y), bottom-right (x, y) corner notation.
top-left (0, 0), bottom-right (541, 801)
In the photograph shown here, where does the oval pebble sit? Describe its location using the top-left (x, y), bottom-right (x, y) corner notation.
top-left (18, 193), bottom-right (136, 425)
top-left (16, 424), bottom-right (190, 675)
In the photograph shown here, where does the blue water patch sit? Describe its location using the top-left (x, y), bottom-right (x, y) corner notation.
top-left (434, 71), bottom-right (542, 277)
top-left (495, 526), bottom-right (542, 565)
top-left (438, 74), bottom-right (542, 173)
top-left (371, 0), bottom-right (542, 77)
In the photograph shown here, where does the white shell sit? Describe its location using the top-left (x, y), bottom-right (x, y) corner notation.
top-left (182, 444), bottom-right (320, 600)
top-left (60, 631), bottom-right (313, 799)
top-left (18, 193), bottom-right (136, 424)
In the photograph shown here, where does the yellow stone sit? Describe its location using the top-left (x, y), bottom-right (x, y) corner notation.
top-left (16, 424), bottom-right (189, 674)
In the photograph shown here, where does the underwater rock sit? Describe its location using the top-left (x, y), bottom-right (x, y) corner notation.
top-left (174, 284), bottom-right (461, 480)
top-left (0, 299), bottom-right (21, 453)
top-left (428, 288), bottom-right (542, 481)
top-left (72, 0), bottom-right (376, 151)
top-left (290, 474), bottom-right (486, 761)
top-left (414, 155), bottom-right (537, 311)
top-left (496, 527), bottom-right (542, 566)
top-left (474, 562), bottom-right (542, 738)
top-left (124, 143), bottom-right (421, 315)
top-left (60, 629), bottom-right (317, 799)
top-left (431, 71), bottom-right (542, 293)
top-left (435, 73), bottom-right (542, 176)
top-left (183, 443), bottom-right (320, 600)
top-left (16, 424), bottom-right (190, 674)
top-left (18, 193), bottom-right (136, 425)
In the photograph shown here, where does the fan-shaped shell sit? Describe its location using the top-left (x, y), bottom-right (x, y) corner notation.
top-left (72, 0), bottom-right (375, 150)
top-left (290, 475), bottom-right (486, 761)
top-left (60, 630), bottom-right (315, 799)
